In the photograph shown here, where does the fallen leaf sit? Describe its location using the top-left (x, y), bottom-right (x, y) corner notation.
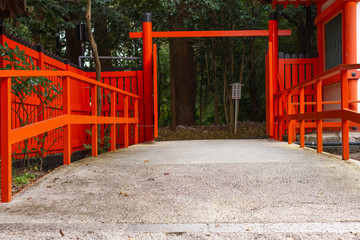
top-left (205, 233), bottom-right (211, 237)
top-left (120, 191), bottom-right (125, 195)
top-left (164, 173), bottom-right (170, 175)
top-left (59, 229), bottom-right (65, 237)
top-left (144, 160), bottom-right (149, 163)
top-left (245, 228), bottom-right (252, 231)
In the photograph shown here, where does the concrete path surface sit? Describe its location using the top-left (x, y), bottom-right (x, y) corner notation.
top-left (1, 139), bottom-right (360, 239)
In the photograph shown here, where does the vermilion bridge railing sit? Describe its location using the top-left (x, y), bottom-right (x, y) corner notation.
top-left (0, 70), bottom-right (139, 203)
top-left (0, 29), bottom-right (147, 159)
top-left (273, 63), bottom-right (360, 160)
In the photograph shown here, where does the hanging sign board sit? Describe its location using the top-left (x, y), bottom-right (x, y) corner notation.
top-left (231, 83), bottom-right (242, 100)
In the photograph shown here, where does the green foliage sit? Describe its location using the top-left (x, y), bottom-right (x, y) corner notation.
top-left (0, 42), bottom-right (62, 169)
top-left (84, 128), bottom-right (111, 154)
top-left (13, 172), bottom-right (36, 186)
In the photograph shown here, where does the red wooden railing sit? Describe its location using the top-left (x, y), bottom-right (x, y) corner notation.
top-left (0, 29), bottom-right (147, 161)
top-left (0, 27), bottom-right (163, 203)
top-left (273, 63), bottom-right (360, 160)
top-left (1, 70), bottom-right (140, 202)
top-left (275, 54), bottom-right (319, 141)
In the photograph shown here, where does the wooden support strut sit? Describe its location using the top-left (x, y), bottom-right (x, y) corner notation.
top-left (63, 61), bottom-right (71, 165)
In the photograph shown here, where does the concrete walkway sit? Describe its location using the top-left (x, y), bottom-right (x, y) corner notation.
top-left (1, 140), bottom-right (360, 239)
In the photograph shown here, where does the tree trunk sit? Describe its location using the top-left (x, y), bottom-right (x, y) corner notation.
top-left (65, 27), bottom-right (83, 65)
top-left (86, 0), bottom-right (102, 151)
top-left (95, 19), bottom-right (112, 70)
top-left (170, 39), bottom-right (197, 126)
top-left (213, 57), bottom-right (219, 125)
top-left (169, 0), bottom-right (197, 127)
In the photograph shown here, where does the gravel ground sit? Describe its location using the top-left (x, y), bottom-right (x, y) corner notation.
top-left (0, 140), bottom-right (360, 239)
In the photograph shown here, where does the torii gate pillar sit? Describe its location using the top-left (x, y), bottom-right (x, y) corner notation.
top-left (142, 13), bottom-right (154, 141)
top-left (267, 12), bottom-right (278, 139)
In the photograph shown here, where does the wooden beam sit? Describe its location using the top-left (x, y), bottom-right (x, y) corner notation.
top-left (129, 30), bottom-right (291, 39)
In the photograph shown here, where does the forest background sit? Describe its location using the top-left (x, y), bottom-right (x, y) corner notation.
top-left (4, 0), bottom-right (317, 131)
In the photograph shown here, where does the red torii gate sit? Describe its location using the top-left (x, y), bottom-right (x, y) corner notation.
top-left (130, 13), bottom-right (290, 140)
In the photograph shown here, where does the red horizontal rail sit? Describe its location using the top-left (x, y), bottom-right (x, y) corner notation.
top-left (276, 64), bottom-right (360, 96)
top-left (129, 30), bottom-right (292, 39)
top-left (0, 70), bottom-right (139, 98)
top-left (10, 115), bottom-right (138, 145)
top-left (87, 71), bottom-right (138, 78)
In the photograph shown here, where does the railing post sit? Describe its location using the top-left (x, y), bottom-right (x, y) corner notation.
top-left (279, 94), bottom-right (283, 141)
top-left (299, 87), bottom-right (305, 148)
top-left (124, 95), bottom-right (129, 147)
top-left (153, 43), bottom-right (158, 138)
top-left (1, 77), bottom-right (12, 202)
top-left (91, 85), bottom-right (98, 156)
top-left (36, 44), bottom-right (45, 157)
top-left (63, 60), bottom-right (71, 165)
top-left (110, 90), bottom-right (116, 151)
top-left (316, 80), bottom-right (323, 153)
top-left (134, 98), bottom-right (139, 144)
top-left (287, 92), bottom-right (293, 144)
top-left (274, 96), bottom-right (279, 140)
top-left (341, 70), bottom-right (349, 160)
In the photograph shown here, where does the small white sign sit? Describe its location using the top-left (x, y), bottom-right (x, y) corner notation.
top-left (231, 83), bottom-right (242, 100)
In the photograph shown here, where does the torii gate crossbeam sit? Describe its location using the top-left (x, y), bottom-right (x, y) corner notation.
top-left (129, 30), bottom-right (291, 38)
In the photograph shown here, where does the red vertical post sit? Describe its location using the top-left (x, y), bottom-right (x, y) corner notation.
top-left (287, 92), bottom-right (293, 144)
top-left (279, 93), bottom-right (283, 141)
top-left (1, 77), bottom-right (12, 202)
top-left (343, 1), bottom-right (358, 112)
top-left (267, 44), bottom-right (274, 137)
top-left (341, 70), bottom-right (349, 160)
top-left (134, 98), bottom-right (139, 144)
top-left (0, 27), bottom-right (6, 151)
top-left (142, 13), bottom-right (154, 142)
top-left (110, 90), bottom-right (116, 151)
top-left (137, 70), bottom-right (145, 143)
top-left (299, 87), bottom-right (305, 148)
top-left (63, 60), bottom-right (71, 165)
top-left (124, 95), bottom-right (129, 147)
top-left (36, 44), bottom-right (45, 156)
top-left (316, 80), bottom-right (323, 153)
top-left (91, 85), bottom-right (98, 157)
top-left (274, 96), bottom-right (279, 140)
top-left (268, 12), bottom-right (278, 139)
top-left (153, 44), bottom-right (158, 138)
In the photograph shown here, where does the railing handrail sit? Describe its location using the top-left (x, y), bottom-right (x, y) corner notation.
top-left (275, 63), bottom-right (360, 97)
top-left (0, 70), bottom-right (139, 99)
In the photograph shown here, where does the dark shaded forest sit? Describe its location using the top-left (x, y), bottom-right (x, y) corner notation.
top-left (4, 0), bottom-right (317, 129)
